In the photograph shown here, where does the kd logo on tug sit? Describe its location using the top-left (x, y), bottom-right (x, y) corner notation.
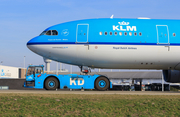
top-left (70, 78), bottom-right (84, 85)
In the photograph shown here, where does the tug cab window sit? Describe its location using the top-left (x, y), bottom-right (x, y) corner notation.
top-left (26, 66), bottom-right (43, 76)
top-left (39, 30), bottom-right (58, 36)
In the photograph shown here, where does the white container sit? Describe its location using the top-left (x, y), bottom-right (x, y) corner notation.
top-left (0, 65), bottom-right (19, 78)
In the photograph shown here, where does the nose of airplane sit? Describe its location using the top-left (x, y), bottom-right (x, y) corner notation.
top-left (26, 37), bottom-right (39, 52)
top-left (26, 39), bottom-right (33, 51)
top-left (26, 40), bottom-right (30, 48)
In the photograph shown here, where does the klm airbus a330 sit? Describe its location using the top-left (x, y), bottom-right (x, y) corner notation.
top-left (27, 18), bottom-right (180, 83)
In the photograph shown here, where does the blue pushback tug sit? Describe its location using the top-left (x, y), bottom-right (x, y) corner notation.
top-left (24, 65), bottom-right (112, 90)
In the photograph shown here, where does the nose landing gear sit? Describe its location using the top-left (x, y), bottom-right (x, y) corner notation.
top-left (79, 66), bottom-right (91, 74)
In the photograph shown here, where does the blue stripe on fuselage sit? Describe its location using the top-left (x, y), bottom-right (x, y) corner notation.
top-left (26, 42), bottom-right (179, 46)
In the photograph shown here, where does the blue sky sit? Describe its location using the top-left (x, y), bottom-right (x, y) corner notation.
top-left (0, 0), bottom-right (180, 71)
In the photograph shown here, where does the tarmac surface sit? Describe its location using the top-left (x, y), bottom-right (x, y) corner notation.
top-left (0, 90), bottom-right (180, 95)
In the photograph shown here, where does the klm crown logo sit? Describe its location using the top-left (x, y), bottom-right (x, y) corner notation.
top-left (118, 21), bottom-right (129, 25)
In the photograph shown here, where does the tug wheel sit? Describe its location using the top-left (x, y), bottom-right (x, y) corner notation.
top-left (45, 77), bottom-right (59, 90)
top-left (95, 77), bottom-right (109, 91)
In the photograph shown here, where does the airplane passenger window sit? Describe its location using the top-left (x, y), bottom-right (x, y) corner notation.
top-left (134, 32), bottom-right (137, 36)
top-left (46, 30), bottom-right (51, 35)
top-left (124, 32), bottom-right (127, 36)
top-left (52, 30), bottom-right (58, 35)
top-left (173, 33), bottom-right (176, 36)
top-left (139, 32), bottom-right (142, 36)
top-left (129, 32), bottom-right (132, 36)
top-left (99, 32), bottom-right (102, 35)
top-left (110, 32), bottom-right (112, 35)
top-left (119, 32), bottom-right (122, 36)
top-left (105, 32), bottom-right (107, 35)
top-left (114, 32), bottom-right (117, 35)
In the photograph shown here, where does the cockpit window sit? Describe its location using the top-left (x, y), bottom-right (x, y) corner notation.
top-left (39, 30), bottom-right (58, 36)
top-left (46, 30), bottom-right (51, 35)
top-left (52, 30), bottom-right (58, 35)
top-left (40, 31), bottom-right (46, 36)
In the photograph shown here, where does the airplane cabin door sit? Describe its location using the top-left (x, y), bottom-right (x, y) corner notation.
top-left (76, 24), bottom-right (89, 43)
top-left (76, 24), bottom-right (90, 65)
top-left (156, 25), bottom-right (169, 44)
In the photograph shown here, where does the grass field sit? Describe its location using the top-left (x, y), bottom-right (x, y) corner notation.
top-left (0, 94), bottom-right (180, 117)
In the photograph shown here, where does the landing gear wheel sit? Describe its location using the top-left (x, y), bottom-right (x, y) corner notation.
top-left (45, 77), bottom-right (59, 90)
top-left (95, 77), bottom-right (109, 91)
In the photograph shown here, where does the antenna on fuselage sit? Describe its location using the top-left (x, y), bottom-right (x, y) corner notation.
top-left (110, 15), bottom-right (114, 19)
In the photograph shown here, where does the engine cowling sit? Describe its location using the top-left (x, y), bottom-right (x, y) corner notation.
top-left (163, 70), bottom-right (180, 83)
